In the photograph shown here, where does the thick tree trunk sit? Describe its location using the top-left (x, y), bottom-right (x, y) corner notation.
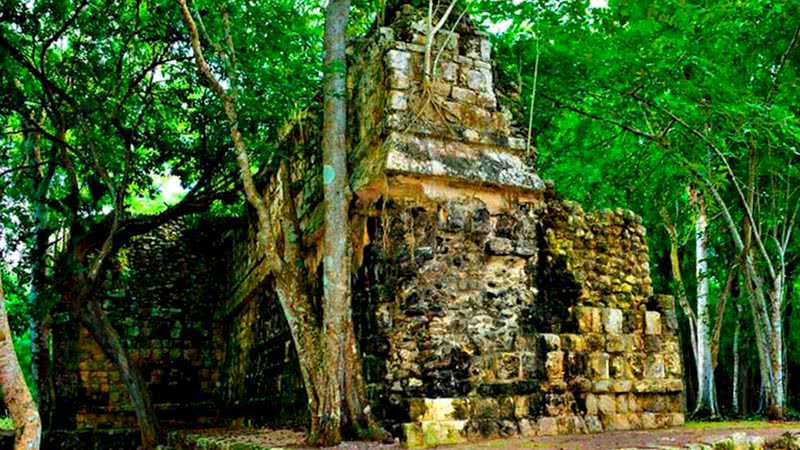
top-left (319, 0), bottom-right (379, 443)
top-left (320, 0), bottom-right (351, 443)
top-left (693, 195), bottom-right (718, 416)
top-left (0, 276), bottom-right (42, 450)
top-left (71, 295), bottom-right (161, 448)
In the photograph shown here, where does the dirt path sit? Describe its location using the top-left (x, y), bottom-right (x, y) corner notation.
top-left (171, 422), bottom-right (800, 449)
top-left (445, 422), bottom-right (800, 449)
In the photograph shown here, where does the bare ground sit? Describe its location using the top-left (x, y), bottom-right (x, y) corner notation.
top-left (172, 422), bottom-right (800, 449)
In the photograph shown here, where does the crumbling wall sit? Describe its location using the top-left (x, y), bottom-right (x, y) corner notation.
top-left (50, 5), bottom-right (683, 445)
top-left (351, 189), bottom-right (684, 447)
top-left (53, 221), bottom-right (228, 429)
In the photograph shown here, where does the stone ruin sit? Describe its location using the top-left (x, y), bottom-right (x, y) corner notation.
top-left (50, 5), bottom-right (684, 448)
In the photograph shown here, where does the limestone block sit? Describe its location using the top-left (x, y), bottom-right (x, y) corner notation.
top-left (561, 334), bottom-right (586, 352)
top-left (387, 49), bottom-right (411, 71)
top-left (663, 346), bottom-right (681, 379)
top-left (513, 395), bottom-right (529, 419)
top-left (403, 422), bottom-right (424, 448)
top-left (420, 420), bottom-right (468, 447)
top-left (389, 70), bottom-right (411, 89)
top-left (452, 86), bottom-right (477, 105)
top-left (518, 418), bottom-right (536, 437)
top-left (645, 354), bottom-right (666, 379)
top-left (545, 351), bottom-right (564, 382)
top-left (477, 92), bottom-right (497, 109)
top-left (496, 352), bottom-right (521, 380)
top-left (575, 306), bottom-right (601, 333)
top-left (457, 55), bottom-right (474, 66)
top-left (507, 137), bottom-right (527, 151)
top-left (628, 413), bottom-right (643, 430)
top-left (645, 311), bottom-right (662, 335)
top-left (589, 352), bottom-right (609, 379)
top-left (593, 380), bottom-right (611, 393)
top-left (606, 334), bottom-right (631, 353)
top-left (514, 240), bottom-right (536, 257)
top-left (521, 352), bottom-right (540, 379)
top-left (541, 333), bottom-right (561, 351)
top-left (585, 334), bottom-right (606, 352)
top-left (585, 415), bottom-right (603, 433)
top-left (389, 90), bottom-right (408, 110)
top-left (470, 398), bottom-right (499, 420)
top-left (602, 308), bottom-right (623, 334)
top-left (641, 412), bottom-right (658, 429)
top-left (480, 38), bottom-right (492, 61)
top-left (670, 412), bottom-right (685, 426)
top-left (462, 128), bottom-right (480, 142)
top-left (597, 394), bottom-right (616, 416)
top-left (603, 413), bottom-right (631, 431)
top-left (645, 335), bottom-right (662, 352)
top-left (616, 394), bottom-right (629, 413)
top-left (408, 398), bottom-right (469, 422)
top-left (466, 69), bottom-right (487, 91)
top-left (558, 415), bottom-right (587, 434)
top-left (537, 417), bottom-right (558, 436)
top-left (585, 394), bottom-right (598, 415)
top-left (438, 61), bottom-right (458, 82)
top-left (610, 380), bottom-right (632, 393)
top-left (609, 355), bottom-right (628, 379)
top-left (486, 237), bottom-right (514, 256)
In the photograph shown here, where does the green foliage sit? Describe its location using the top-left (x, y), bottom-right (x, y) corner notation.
top-left (473, 0), bottom-right (800, 414)
top-left (0, 417), bottom-right (13, 431)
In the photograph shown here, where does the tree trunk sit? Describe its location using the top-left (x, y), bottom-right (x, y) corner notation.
top-left (25, 121), bottom-right (57, 431)
top-left (70, 294), bottom-right (161, 448)
top-left (29, 315), bottom-right (54, 430)
top-left (693, 194), bottom-right (718, 416)
top-left (320, 0), bottom-right (379, 443)
top-left (766, 277), bottom-right (786, 419)
top-left (0, 276), bottom-right (42, 450)
top-left (732, 303), bottom-right (741, 415)
top-left (29, 228), bottom-right (54, 430)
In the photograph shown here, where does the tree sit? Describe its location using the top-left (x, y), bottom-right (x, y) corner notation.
top-left (177, 0), bottom-right (380, 443)
top-left (1, 1), bottom-right (240, 445)
top-left (472, 0), bottom-right (800, 416)
top-left (0, 272), bottom-right (41, 450)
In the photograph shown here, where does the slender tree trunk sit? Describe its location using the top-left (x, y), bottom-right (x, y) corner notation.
top-left (0, 275), bottom-right (42, 450)
top-left (766, 277), bottom-right (786, 419)
top-left (25, 122), bottom-right (56, 430)
top-left (29, 228), bottom-right (54, 430)
top-left (29, 229), bottom-right (55, 429)
top-left (693, 194), bottom-right (718, 416)
top-left (732, 303), bottom-right (741, 415)
top-left (69, 294), bottom-right (160, 448)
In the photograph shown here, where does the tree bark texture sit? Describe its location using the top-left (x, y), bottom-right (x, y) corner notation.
top-left (0, 276), bottom-right (42, 450)
top-left (177, 0), bottom-right (377, 444)
top-left (693, 193), bottom-right (718, 416)
top-left (68, 293), bottom-right (161, 449)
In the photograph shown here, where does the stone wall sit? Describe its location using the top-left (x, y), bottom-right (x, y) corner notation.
top-left (49, 5), bottom-right (684, 446)
top-left (351, 188), bottom-right (683, 447)
top-left (53, 221), bottom-right (229, 429)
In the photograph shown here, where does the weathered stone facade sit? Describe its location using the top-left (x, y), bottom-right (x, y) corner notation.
top-left (51, 5), bottom-right (684, 448)
top-left (52, 221), bottom-right (229, 430)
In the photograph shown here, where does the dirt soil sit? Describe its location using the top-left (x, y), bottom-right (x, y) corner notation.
top-left (178, 422), bottom-right (800, 449)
